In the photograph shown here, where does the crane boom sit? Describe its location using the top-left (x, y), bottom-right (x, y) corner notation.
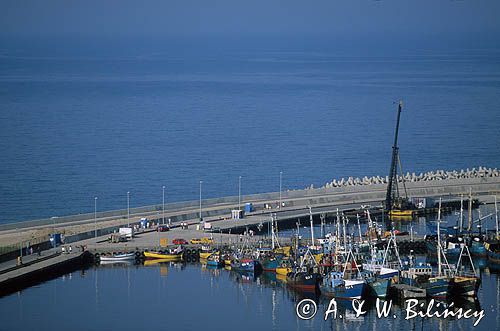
top-left (385, 101), bottom-right (403, 211)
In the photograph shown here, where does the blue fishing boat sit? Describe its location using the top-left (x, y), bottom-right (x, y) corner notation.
top-left (361, 271), bottom-right (391, 298)
top-left (400, 264), bottom-right (450, 298)
top-left (321, 271), bottom-right (365, 299)
top-left (206, 253), bottom-right (223, 267)
top-left (260, 257), bottom-right (279, 271)
top-left (469, 237), bottom-right (487, 257)
top-left (231, 259), bottom-right (261, 273)
top-left (485, 241), bottom-right (500, 264)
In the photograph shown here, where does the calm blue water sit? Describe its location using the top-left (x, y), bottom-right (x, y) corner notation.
top-left (1, 41), bottom-right (499, 223)
top-left (0, 261), bottom-right (498, 331)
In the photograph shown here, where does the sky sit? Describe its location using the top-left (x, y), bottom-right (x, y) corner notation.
top-left (0, 0), bottom-right (499, 46)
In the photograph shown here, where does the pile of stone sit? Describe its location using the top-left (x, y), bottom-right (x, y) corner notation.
top-left (321, 166), bottom-right (499, 188)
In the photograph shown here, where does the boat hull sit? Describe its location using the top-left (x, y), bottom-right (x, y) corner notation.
top-left (321, 279), bottom-right (365, 300)
top-left (364, 278), bottom-right (390, 299)
top-left (144, 251), bottom-right (183, 261)
top-left (402, 276), bottom-right (450, 299)
top-left (260, 258), bottom-right (279, 271)
top-left (276, 267), bottom-right (292, 276)
top-left (206, 260), bottom-right (223, 267)
top-left (450, 276), bottom-right (481, 297)
top-left (470, 242), bottom-right (487, 257)
top-left (199, 252), bottom-right (213, 259)
top-left (99, 253), bottom-right (136, 262)
top-left (286, 272), bottom-right (321, 291)
top-left (231, 259), bottom-right (261, 273)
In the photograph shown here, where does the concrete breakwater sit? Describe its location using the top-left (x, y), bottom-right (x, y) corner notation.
top-left (320, 166), bottom-right (499, 188)
top-left (0, 171), bottom-right (499, 261)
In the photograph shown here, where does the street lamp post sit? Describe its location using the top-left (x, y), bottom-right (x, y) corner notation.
top-left (94, 197), bottom-right (98, 241)
top-left (127, 191), bottom-right (130, 227)
top-left (199, 180), bottom-right (203, 222)
top-left (238, 176), bottom-right (242, 211)
top-left (162, 186), bottom-right (166, 225)
top-left (279, 171), bottom-right (282, 209)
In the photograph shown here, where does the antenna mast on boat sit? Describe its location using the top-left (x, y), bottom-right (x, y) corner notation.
top-left (494, 195), bottom-right (499, 240)
top-left (271, 214), bottom-right (275, 250)
top-left (309, 206), bottom-right (315, 247)
top-left (459, 194), bottom-right (464, 232)
top-left (437, 198), bottom-right (443, 276)
top-left (468, 188), bottom-right (473, 232)
top-left (356, 214), bottom-right (362, 243)
top-left (342, 213), bottom-right (347, 251)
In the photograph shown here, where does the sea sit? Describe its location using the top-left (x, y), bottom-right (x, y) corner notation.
top-left (0, 39), bottom-right (499, 224)
top-left (0, 38), bottom-right (499, 330)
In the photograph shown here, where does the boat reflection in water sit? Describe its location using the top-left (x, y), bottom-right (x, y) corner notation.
top-left (0, 261), bottom-right (497, 331)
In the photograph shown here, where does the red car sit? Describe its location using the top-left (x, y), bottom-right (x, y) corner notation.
top-left (157, 225), bottom-right (170, 232)
top-left (172, 238), bottom-right (188, 245)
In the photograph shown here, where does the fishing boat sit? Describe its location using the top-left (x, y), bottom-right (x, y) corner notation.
top-left (469, 236), bottom-right (487, 257)
top-left (273, 246), bottom-right (291, 257)
top-left (361, 271), bottom-right (391, 299)
top-left (276, 260), bottom-right (292, 276)
top-left (199, 245), bottom-right (217, 259)
top-left (362, 231), bottom-right (401, 288)
top-left (144, 246), bottom-right (183, 261)
top-left (99, 252), bottom-right (136, 262)
top-left (321, 271), bottom-right (365, 299)
top-left (231, 258), bottom-right (261, 273)
top-left (286, 270), bottom-right (322, 291)
top-left (450, 276), bottom-right (481, 297)
top-left (206, 253), bottom-right (224, 267)
top-left (255, 247), bottom-right (281, 272)
top-left (260, 255), bottom-right (281, 272)
top-left (485, 241), bottom-right (500, 263)
top-left (388, 209), bottom-right (414, 218)
top-left (400, 264), bottom-right (450, 299)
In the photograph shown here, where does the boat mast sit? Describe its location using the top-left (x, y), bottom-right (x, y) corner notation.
top-left (342, 213), bottom-right (347, 251)
top-left (468, 188), bottom-right (473, 232)
top-left (335, 209), bottom-right (340, 260)
top-left (357, 214), bottom-right (362, 243)
top-left (459, 194), bottom-right (464, 232)
top-left (495, 195), bottom-right (499, 240)
top-left (309, 206), bottom-right (314, 247)
top-left (437, 198), bottom-right (442, 276)
top-left (271, 214), bottom-right (275, 250)
top-left (385, 101), bottom-right (403, 212)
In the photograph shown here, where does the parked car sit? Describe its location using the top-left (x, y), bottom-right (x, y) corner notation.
top-left (157, 225), bottom-right (170, 232)
top-left (172, 238), bottom-right (188, 245)
top-left (201, 237), bottom-right (214, 244)
top-left (190, 237), bottom-right (213, 245)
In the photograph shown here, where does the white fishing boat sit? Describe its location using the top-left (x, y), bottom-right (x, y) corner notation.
top-left (99, 252), bottom-right (136, 263)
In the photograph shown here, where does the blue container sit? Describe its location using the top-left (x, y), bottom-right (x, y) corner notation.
top-left (244, 203), bottom-right (253, 213)
top-left (50, 233), bottom-right (62, 247)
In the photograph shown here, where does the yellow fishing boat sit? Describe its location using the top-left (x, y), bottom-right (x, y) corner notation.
top-left (276, 267), bottom-right (292, 276)
top-left (274, 246), bottom-right (292, 257)
top-left (144, 251), bottom-right (183, 261)
top-left (313, 253), bottom-right (324, 264)
top-left (276, 273), bottom-right (287, 283)
top-left (199, 252), bottom-right (214, 259)
top-left (224, 259), bottom-right (232, 266)
top-left (388, 209), bottom-right (414, 218)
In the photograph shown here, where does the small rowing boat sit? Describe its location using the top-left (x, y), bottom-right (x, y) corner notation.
top-left (99, 252), bottom-right (136, 263)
